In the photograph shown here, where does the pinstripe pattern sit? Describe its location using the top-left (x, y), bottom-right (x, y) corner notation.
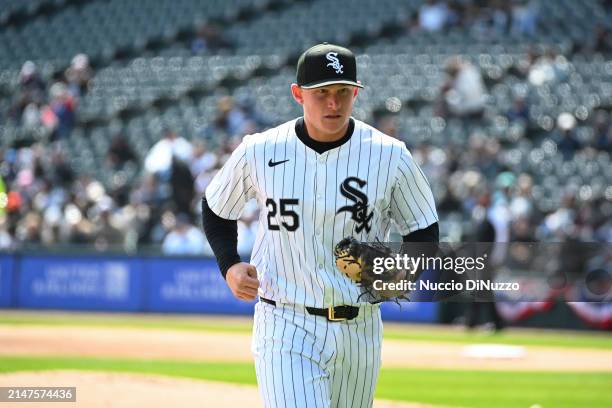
top-left (253, 301), bottom-right (383, 408)
top-left (207, 117), bottom-right (436, 408)
top-left (205, 118), bottom-right (438, 307)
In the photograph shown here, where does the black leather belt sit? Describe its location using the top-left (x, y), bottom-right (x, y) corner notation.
top-left (260, 297), bottom-right (359, 321)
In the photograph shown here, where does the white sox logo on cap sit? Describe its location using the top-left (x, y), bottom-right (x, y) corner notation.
top-left (326, 52), bottom-right (343, 74)
top-left (296, 43), bottom-right (362, 88)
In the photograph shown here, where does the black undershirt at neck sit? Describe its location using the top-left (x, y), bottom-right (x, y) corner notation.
top-left (295, 117), bottom-right (355, 154)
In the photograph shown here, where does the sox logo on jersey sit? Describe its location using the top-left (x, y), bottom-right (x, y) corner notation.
top-left (337, 177), bottom-right (373, 233)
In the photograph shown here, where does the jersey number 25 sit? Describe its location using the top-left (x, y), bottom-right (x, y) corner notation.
top-left (266, 198), bottom-right (299, 232)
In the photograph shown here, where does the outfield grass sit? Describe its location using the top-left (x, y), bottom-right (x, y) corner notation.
top-left (1, 312), bottom-right (611, 350)
top-left (0, 356), bottom-right (610, 408)
top-left (383, 327), bottom-right (612, 350)
top-left (0, 312), bottom-right (253, 334)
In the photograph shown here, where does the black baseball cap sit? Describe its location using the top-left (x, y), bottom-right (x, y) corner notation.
top-left (296, 43), bottom-right (363, 89)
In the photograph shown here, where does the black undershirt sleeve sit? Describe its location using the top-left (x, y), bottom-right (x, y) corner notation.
top-left (402, 222), bottom-right (439, 244)
top-left (201, 197), bottom-right (241, 279)
top-left (402, 222), bottom-right (440, 281)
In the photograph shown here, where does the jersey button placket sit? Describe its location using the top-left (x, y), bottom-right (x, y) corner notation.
top-left (315, 154), bottom-right (326, 272)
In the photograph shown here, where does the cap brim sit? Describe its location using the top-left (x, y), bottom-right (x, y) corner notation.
top-left (300, 79), bottom-right (364, 89)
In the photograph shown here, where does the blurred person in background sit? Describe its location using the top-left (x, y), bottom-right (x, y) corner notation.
top-left (64, 53), bottom-right (94, 97)
top-left (162, 213), bottom-right (207, 255)
top-left (510, 0), bottom-right (540, 37)
top-left (437, 56), bottom-right (487, 119)
top-left (554, 113), bottom-right (582, 159)
top-left (170, 156), bottom-right (195, 216)
top-left (92, 197), bottom-right (124, 251)
top-left (509, 173), bottom-right (535, 220)
top-left (9, 61), bottom-right (46, 123)
top-left (527, 48), bottom-right (569, 86)
top-left (0, 216), bottom-right (14, 250)
top-left (465, 190), bottom-right (505, 331)
top-left (106, 133), bottom-right (138, 170)
top-left (144, 127), bottom-right (193, 177)
top-left (190, 140), bottom-right (219, 199)
top-left (190, 140), bottom-right (217, 177)
top-left (47, 82), bottom-right (76, 141)
top-left (191, 21), bottom-right (231, 54)
top-left (419, 0), bottom-right (450, 32)
top-left (506, 96), bottom-right (529, 123)
top-left (592, 110), bottom-right (611, 152)
top-left (16, 211), bottom-right (43, 245)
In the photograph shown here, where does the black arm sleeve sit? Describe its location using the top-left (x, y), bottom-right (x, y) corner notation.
top-left (402, 222), bottom-right (440, 280)
top-left (201, 197), bottom-right (242, 279)
top-left (402, 222), bottom-right (439, 244)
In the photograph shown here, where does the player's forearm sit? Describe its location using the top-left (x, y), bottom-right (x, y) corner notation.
top-left (201, 197), bottom-right (241, 279)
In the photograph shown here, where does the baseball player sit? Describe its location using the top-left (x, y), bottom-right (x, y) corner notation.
top-left (202, 43), bottom-right (439, 408)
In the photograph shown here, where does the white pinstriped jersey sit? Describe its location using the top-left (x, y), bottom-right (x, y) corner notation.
top-left (206, 118), bottom-right (438, 308)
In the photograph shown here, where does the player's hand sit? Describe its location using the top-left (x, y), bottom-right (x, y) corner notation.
top-left (226, 262), bottom-right (260, 301)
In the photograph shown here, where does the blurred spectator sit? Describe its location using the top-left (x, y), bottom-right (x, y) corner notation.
top-left (9, 61), bottom-right (46, 122)
top-left (131, 173), bottom-right (166, 209)
top-left (237, 219), bottom-right (257, 257)
top-left (92, 197), bottom-right (124, 251)
top-left (144, 128), bottom-right (193, 175)
top-left (236, 200), bottom-right (259, 256)
top-left (527, 49), bottom-right (570, 86)
top-left (19, 61), bottom-right (45, 95)
top-left (510, 0), bottom-right (539, 37)
top-left (190, 140), bottom-right (217, 178)
top-left (491, 1), bottom-right (511, 35)
top-left (376, 115), bottom-right (399, 139)
top-left (49, 150), bottom-right (75, 188)
top-left (506, 97), bottom-right (529, 123)
top-left (21, 102), bottom-right (42, 132)
top-left (509, 174), bottom-right (534, 219)
top-left (191, 22), bottom-right (231, 54)
top-left (419, 0), bottom-right (449, 32)
top-left (471, 1), bottom-right (510, 39)
top-left (437, 56), bottom-right (487, 118)
top-left (542, 191), bottom-right (577, 239)
top-left (170, 157), bottom-right (195, 216)
top-left (404, 11), bottom-right (421, 33)
top-left (0, 219), bottom-right (14, 250)
top-left (581, 24), bottom-right (612, 55)
top-left (107, 133), bottom-right (138, 170)
top-left (220, 96), bottom-right (249, 136)
top-left (47, 82), bottom-right (76, 141)
top-left (511, 216), bottom-right (536, 241)
top-left (65, 53), bottom-right (94, 97)
top-left (554, 113), bottom-right (582, 159)
top-left (161, 213), bottom-right (207, 255)
top-left (592, 110), bottom-right (612, 152)
top-left (465, 190), bottom-right (505, 331)
top-left (16, 211), bottom-right (43, 245)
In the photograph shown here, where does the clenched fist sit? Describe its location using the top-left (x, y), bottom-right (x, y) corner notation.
top-left (226, 262), bottom-right (260, 301)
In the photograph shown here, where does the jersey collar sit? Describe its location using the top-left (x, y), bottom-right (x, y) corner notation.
top-left (294, 117), bottom-right (355, 155)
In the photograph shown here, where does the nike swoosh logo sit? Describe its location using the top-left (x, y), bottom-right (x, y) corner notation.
top-left (268, 159), bottom-right (289, 167)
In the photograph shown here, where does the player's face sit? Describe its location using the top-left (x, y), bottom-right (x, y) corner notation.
top-left (291, 83), bottom-right (359, 142)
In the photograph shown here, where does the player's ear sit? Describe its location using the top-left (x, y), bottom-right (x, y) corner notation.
top-left (291, 83), bottom-right (304, 105)
top-left (353, 82), bottom-right (360, 98)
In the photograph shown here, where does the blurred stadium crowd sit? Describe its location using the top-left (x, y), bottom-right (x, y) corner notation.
top-left (0, 0), bottom-right (611, 255)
